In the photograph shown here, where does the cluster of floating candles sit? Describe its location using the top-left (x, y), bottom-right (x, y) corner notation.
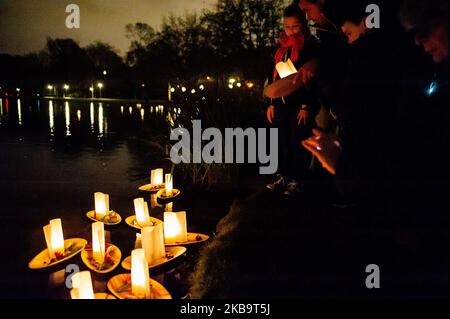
top-left (32, 167), bottom-right (206, 300)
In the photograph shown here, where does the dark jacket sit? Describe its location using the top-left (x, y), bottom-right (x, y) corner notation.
top-left (267, 35), bottom-right (321, 115)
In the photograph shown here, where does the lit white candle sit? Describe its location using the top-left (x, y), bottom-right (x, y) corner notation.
top-left (166, 202), bottom-right (173, 212)
top-left (165, 174), bottom-right (173, 197)
top-left (43, 218), bottom-right (65, 259)
top-left (275, 58), bottom-right (297, 79)
top-left (134, 198), bottom-right (151, 226)
top-left (151, 168), bottom-right (164, 185)
top-left (131, 249), bottom-right (152, 299)
top-left (94, 192), bottom-right (110, 218)
top-left (70, 271), bottom-right (95, 299)
top-left (164, 211), bottom-right (188, 244)
top-left (142, 223), bottom-right (165, 265)
top-left (92, 222), bottom-right (105, 265)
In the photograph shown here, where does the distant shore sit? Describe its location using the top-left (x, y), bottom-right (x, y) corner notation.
top-left (41, 96), bottom-right (171, 104)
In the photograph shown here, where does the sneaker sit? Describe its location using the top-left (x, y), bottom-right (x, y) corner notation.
top-left (284, 180), bottom-right (302, 197)
top-left (266, 174), bottom-right (286, 191)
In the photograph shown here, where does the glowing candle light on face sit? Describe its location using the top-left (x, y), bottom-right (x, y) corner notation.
top-left (131, 249), bottom-right (152, 299)
top-left (165, 174), bottom-right (173, 197)
top-left (94, 192), bottom-right (109, 219)
top-left (134, 198), bottom-right (151, 226)
top-left (92, 222), bottom-right (105, 265)
top-left (43, 218), bottom-right (65, 259)
top-left (70, 271), bottom-right (95, 299)
top-left (164, 211), bottom-right (188, 244)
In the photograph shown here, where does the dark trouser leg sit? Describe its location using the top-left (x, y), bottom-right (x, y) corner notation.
top-left (273, 107), bottom-right (291, 178)
top-left (287, 108), bottom-right (314, 182)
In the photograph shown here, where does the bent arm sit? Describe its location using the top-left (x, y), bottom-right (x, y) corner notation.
top-left (264, 73), bottom-right (303, 99)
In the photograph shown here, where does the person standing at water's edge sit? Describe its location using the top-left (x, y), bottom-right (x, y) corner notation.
top-left (265, 4), bottom-right (320, 196)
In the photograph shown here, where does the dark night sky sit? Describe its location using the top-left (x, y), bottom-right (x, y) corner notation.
top-left (0, 0), bottom-right (216, 56)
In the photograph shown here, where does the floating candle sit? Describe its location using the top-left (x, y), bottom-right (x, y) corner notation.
top-left (164, 211), bottom-right (188, 244)
top-left (70, 271), bottom-right (95, 299)
top-left (94, 192), bottom-right (110, 219)
top-left (165, 174), bottom-right (173, 197)
top-left (142, 223), bottom-right (166, 265)
top-left (134, 198), bottom-right (151, 226)
top-left (43, 218), bottom-right (65, 259)
top-left (92, 222), bottom-right (105, 265)
top-left (131, 249), bottom-right (152, 299)
top-left (151, 168), bottom-right (164, 185)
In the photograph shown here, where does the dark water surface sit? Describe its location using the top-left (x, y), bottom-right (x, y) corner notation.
top-left (0, 97), bottom-right (234, 298)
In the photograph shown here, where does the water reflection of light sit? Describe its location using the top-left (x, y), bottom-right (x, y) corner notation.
top-left (120, 106), bottom-right (124, 115)
top-left (150, 106), bottom-right (153, 113)
top-left (129, 106), bottom-right (133, 115)
top-left (49, 101), bottom-right (55, 135)
top-left (17, 99), bottom-right (22, 125)
top-left (0, 99), bottom-right (3, 116)
top-left (90, 102), bottom-right (95, 132)
top-left (77, 109), bottom-right (81, 122)
top-left (65, 102), bottom-right (71, 136)
top-left (140, 108), bottom-right (145, 121)
top-left (5, 99), bottom-right (9, 113)
top-left (98, 103), bottom-right (104, 135)
top-left (167, 112), bottom-right (175, 128)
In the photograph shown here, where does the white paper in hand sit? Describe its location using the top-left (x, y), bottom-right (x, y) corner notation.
top-left (275, 58), bottom-right (297, 79)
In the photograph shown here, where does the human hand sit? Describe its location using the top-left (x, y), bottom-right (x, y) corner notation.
top-left (302, 129), bottom-right (342, 175)
top-left (266, 105), bottom-right (275, 124)
top-left (293, 59), bottom-right (318, 85)
top-left (297, 109), bottom-right (309, 126)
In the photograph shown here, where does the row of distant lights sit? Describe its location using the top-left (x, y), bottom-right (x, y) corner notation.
top-left (47, 83), bottom-right (104, 91)
top-left (119, 105), bottom-right (181, 115)
top-left (171, 85), bottom-right (205, 94)
top-left (171, 78), bottom-right (254, 94)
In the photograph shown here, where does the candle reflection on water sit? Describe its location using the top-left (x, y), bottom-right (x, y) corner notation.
top-left (0, 99), bottom-right (3, 116)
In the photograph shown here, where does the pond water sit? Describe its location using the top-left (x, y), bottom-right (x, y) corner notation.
top-left (0, 97), bottom-right (233, 298)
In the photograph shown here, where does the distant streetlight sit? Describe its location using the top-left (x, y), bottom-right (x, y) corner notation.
top-left (246, 81), bottom-right (255, 89)
top-left (191, 89), bottom-right (196, 94)
top-left (199, 84), bottom-right (205, 90)
top-left (63, 84), bottom-right (69, 98)
top-left (181, 87), bottom-right (187, 93)
top-left (170, 87), bottom-right (176, 93)
top-left (103, 70), bottom-right (107, 76)
top-left (228, 78), bottom-right (236, 84)
top-left (16, 88), bottom-right (21, 92)
top-left (236, 82), bottom-right (242, 88)
top-left (47, 85), bottom-right (56, 96)
top-left (89, 86), bottom-right (94, 98)
top-left (97, 83), bottom-right (104, 98)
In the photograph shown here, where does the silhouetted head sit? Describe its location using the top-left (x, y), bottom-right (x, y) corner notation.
top-left (298, 0), bottom-right (326, 24)
top-left (400, 0), bottom-right (449, 63)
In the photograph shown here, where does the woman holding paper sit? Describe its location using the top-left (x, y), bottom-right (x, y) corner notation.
top-left (265, 4), bottom-right (320, 196)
